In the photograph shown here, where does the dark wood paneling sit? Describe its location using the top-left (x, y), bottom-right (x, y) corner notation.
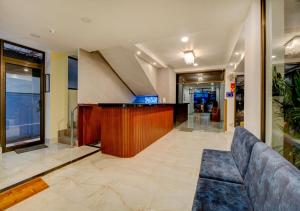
top-left (78, 105), bottom-right (101, 146)
top-left (100, 105), bottom-right (174, 157)
top-left (174, 103), bottom-right (188, 126)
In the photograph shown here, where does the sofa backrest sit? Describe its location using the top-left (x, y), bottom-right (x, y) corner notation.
top-left (264, 165), bottom-right (300, 210)
top-left (244, 142), bottom-right (297, 210)
top-left (231, 127), bottom-right (259, 178)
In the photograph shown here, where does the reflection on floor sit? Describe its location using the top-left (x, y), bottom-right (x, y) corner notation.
top-left (0, 143), bottom-right (99, 191)
top-left (177, 113), bottom-right (224, 132)
top-left (7, 129), bottom-right (233, 211)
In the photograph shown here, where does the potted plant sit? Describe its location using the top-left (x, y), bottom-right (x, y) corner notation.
top-left (272, 66), bottom-right (300, 168)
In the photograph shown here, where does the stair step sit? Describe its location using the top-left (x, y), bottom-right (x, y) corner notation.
top-left (64, 129), bottom-right (78, 137)
top-left (58, 136), bottom-right (78, 146)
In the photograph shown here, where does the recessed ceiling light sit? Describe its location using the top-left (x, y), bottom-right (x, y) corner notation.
top-left (30, 33), bottom-right (40, 38)
top-left (137, 51), bottom-right (141, 55)
top-left (272, 55), bottom-right (276, 59)
top-left (81, 17), bottom-right (92, 23)
top-left (193, 63), bottom-right (198, 67)
top-left (235, 52), bottom-right (240, 56)
top-left (24, 68), bottom-right (29, 72)
top-left (49, 28), bottom-right (55, 34)
top-left (181, 36), bottom-right (189, 43)
top-left (153, 62), bottom-right (157, 65)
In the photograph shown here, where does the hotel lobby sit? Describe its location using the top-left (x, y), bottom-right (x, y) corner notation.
top-left (1, 0), bottom-right (300, 210)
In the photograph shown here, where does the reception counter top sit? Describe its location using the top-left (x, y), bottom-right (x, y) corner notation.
top-left (98, 103), bottom-right (184, 107)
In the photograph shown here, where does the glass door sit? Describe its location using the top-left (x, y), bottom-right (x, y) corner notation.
top-left (4, 62), bottom-right (43, 150)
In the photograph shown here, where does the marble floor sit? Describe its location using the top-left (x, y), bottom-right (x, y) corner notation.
top-left (0, 143), bottom-right (99, 191)
top-left (7, 129), bottom-right (233, 211)
top-left (176, 114), bottom-right (224, 132)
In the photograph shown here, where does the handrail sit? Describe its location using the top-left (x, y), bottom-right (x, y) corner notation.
top-left (70, 105), bottom-right (78, 147)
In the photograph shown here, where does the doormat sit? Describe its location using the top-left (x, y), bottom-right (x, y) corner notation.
top-left (179, 128), bottom-right (194, 132)
top-left (15, 144), bottom-right (48, 154)
top-left (0, 177), bottom-right (48, 210)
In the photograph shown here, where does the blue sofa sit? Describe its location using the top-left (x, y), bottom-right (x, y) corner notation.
top-left (192, 127), bottom-right (300, 211)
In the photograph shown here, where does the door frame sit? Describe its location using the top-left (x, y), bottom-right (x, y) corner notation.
top-left (0, 40), bottom-right (45, 152)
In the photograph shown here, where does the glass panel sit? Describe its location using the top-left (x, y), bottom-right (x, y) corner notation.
top-left (235, 75), bottom-right (244, 127)
top-left (5, 63), bottom-right (41, 146)
top-left (3, 42), bottom-right (44, 64)
top-left (266, 0), bottom-right (300, 169)
top-left (68, 57), bottom-right (78, 89)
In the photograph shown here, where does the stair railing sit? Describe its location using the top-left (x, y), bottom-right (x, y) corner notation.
top-left (70, 106), bottom-right (78, 147)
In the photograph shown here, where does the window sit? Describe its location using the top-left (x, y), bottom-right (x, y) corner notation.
top-left (68, 57), bottom-right (78, 90)
top-left (265, 0), bottom-right (300, 169)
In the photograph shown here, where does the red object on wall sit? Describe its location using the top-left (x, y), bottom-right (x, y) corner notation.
top-left (77, 104), bottom-right (102, 146)
top-left (231, 82), bottom-right (236, 92)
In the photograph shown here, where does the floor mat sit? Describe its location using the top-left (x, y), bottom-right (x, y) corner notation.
top-left (15, 144), bottom-right (48, 154)
top-left (179, 128), bottom-right (194, 132)
top-left (0, 177), bottom-right (48, 210)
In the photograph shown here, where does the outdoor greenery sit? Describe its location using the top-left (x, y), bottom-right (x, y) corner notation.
top-left (273, 66), bottom-right (300, 137)
top-left (273, 66), bottom-right (300, 168)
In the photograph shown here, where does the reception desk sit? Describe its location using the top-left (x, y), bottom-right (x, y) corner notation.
top-left (99, 104), bottom-right (174, 157)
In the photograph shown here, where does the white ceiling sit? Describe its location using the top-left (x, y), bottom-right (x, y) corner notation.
top-left (0, 0), bottom-right (252, 72)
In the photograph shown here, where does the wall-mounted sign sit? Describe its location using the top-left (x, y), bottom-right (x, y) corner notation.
top-left (231, 82), bottom-right (236, 92)
top-left (226, 92), bottom-right (234, 98)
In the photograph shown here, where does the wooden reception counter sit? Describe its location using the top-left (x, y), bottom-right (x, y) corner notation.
top-left (99, 103), bottom-right (174, 157)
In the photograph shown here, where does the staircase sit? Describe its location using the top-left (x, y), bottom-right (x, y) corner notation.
top-left (58, 122), bottom-right (78, 146)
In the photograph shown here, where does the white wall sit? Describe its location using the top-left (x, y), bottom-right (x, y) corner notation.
top-left (136, 57), bottom-right (158, 91)
top-left (136, 57), bottom-right (176, 103)
top-left (78, 49), bottom-right (134, 104)
top-left (156, 69), bottom-right (176, 103)
top-left (101, 47), bottom-right (157, 96)
top-left (244, 0), bottom-right (262, 138)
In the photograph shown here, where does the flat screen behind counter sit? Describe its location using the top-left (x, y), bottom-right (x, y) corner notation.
top-left (133, 95), bottom-right (158, 104)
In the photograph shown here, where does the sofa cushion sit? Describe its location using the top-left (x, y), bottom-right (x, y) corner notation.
top-left (231, 127), bottom-right (260, 178)
top-left (200, 149), bottom-right (243, 184)
top-left (264, 165), bottom-right (300, 211)
top-left (244, 142), bottom-right (291, 209)
top-left (192, 178), bottom-right (252, 211)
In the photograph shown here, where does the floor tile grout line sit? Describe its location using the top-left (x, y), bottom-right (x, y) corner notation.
top-left (0, 148), bottom-right (100, 193)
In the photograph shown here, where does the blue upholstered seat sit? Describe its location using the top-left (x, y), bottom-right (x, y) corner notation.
top-left (200, 127), bottom-right (259, 184)
top-left (264, 165), bottom-right (300, 210)
top-left (200, 149), bottom-right (243, 184)
top-left (192, 178), bottom-right (252, 211)
top-left (244, 142), bottom-right (300, 210)
top-left (194, 127), bottom-right (300, 211)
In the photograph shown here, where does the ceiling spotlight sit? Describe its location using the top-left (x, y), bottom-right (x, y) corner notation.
top-left (193, 63), bottom-right (198, 67)
top-left (81, 17), bottom-right (92, 23)
top-left (181, 36), bottom-right (189, 43)
top-left (49, 28), bottom-right (55, 34)
top-left (137, 51), bottom-right (141, 55)
top-left (272, 55), bottom-right (276, 59)
top-left (24, 68), bottom-right (29, 72)
top-left (235, 52), bottom-right (240, 56)
top-left (183, 50), bottom-right (195, 64)
top-left (153, 62), bottom-right (157, 65)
